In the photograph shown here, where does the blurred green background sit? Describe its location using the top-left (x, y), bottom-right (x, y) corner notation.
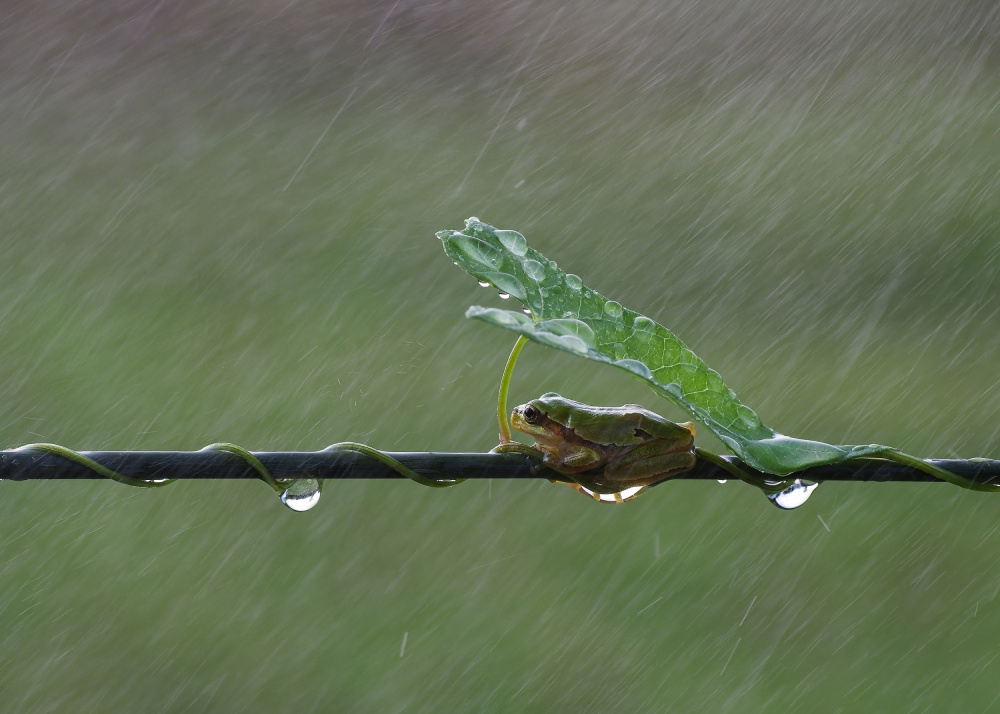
top-left (1, 1), bottom-right (999, 710)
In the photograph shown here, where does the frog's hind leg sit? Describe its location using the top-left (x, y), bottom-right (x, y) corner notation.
top-left (556, 479), bottom-right (648, 504)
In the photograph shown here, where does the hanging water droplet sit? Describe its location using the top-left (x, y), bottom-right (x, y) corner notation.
top-left (478, 280), bottom-right (491, 288)
top-left (453, 261), bottom-right (459, 266)
top-left (522, 308), bottom-right (532, 315)
top-left (718, 479), bottom-right (727, 484)
top-left (498, 291), bottom-right (511, 299)
top-left (280, 478), bottom-right (322, 512)
top-left (767, 480), bottom-right (817, 510)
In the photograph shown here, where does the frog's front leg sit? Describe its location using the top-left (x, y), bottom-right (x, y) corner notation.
top-left (491, 441), bottom-right (545, 461)
top-left (492, 441), bottom-right (608, 496)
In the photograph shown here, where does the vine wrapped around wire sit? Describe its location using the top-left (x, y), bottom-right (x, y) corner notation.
top-left (8, 442), bottom-right (464, 512)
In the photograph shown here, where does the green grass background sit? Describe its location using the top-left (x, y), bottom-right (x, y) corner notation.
top-left (1, 1), bottom-right (999, 710)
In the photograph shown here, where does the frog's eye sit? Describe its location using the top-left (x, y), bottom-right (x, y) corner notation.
top-left (523, 405), bottom-right (541, 424)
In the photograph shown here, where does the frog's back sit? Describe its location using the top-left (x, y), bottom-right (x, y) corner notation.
top-left (535, 392), bottom-right (692, 446)
top-left (621, 404), bottom-right (695, 441)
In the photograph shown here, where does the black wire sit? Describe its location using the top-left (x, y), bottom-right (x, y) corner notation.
top-left (2, 450), bottom-right (999, 486)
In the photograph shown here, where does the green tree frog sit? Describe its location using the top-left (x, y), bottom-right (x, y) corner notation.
top-left (505, 392), bottom-right (697, 503)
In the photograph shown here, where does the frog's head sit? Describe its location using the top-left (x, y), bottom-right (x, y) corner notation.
top-left (510, 392), bottom-right (567, 440)
top-left (510, 399), bottom-right (549, 439)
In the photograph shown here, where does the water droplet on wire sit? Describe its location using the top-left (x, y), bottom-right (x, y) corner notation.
top-left (767, 480), bottom-right (817, 510)
top-left (280, 479), bottom-right (322, 512)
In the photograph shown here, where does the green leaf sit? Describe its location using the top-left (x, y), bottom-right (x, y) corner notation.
top-left (438, 217), bottom-right (889, 475)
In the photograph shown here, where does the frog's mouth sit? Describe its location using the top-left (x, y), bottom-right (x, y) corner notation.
top-left (509, 407), bottom-right (529, 433)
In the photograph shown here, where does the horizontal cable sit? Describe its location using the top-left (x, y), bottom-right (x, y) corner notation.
top-left (1, 450), bottom-right (998, 486)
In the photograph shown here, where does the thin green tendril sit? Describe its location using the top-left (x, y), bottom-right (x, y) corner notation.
top-left (498, 336), bottom-right (528, 444)
top-left (858, 449), bottom-right (1000, 492)
top-left (10, 441), bottom-right (466, 493)
top-left (200, 442), bottom-right (283, 492)
top-left (320, 442), bottom-right (465, 488)
top-left (13, 443), bottom-right (176, 488)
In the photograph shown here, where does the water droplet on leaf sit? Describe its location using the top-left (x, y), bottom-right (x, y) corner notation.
top-left (495, 229), bottom-right (528, 256)
top-left (478, 280), bottom-right (490, 288)
top-left (632, 316), bottom-right (656, 333)
top-left (736, 405), bottom-right (760, 428)
top-left (479, 272), bottom-right (527, 301)
top-left (523, 259), bottom-right (546, 281)
top-left (614, 359), bottom-right (653, 380)
top-left (557, 335), bottom-right (590, 354)
top-left (539, 318), bottom-right (595, 343)
top-left (478, 308), bottom-right (528, 328)
top-left (603, 300), bottom-right (623, 318)
top-left (663, 383), bottom-right (684, 399)
top-left (452, 236), bottom-right (504, 269)
top-left (565, 273), bottom-right (583, 290)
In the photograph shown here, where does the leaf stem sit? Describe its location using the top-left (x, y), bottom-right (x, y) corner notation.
top-left (695, 447), bottom-right (792, 494)
top-left (497, 336), bottom-right (528, 444)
